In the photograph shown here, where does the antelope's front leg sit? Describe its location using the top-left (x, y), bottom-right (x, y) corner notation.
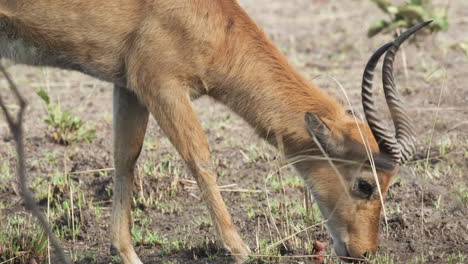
top-left (110, 86), bottom-right (149, 264)
top-left (145, 82), bottom-right (250, 263)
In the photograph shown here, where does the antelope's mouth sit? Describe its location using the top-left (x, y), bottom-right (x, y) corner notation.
top-left (332, 239), bottom-right (367, 263)
top-left (333, 239), bottom-right (350, 259)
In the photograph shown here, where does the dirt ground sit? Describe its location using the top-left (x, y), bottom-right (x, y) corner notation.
top-left (0, 0), bottom-right (467, 263)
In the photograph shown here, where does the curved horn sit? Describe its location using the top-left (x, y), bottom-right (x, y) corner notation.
top-left (361, 42), bottom-right (401, 162)
top-left (382, 21), bottom-right (432, 164)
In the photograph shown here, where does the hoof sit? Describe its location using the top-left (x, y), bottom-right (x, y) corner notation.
top-left (110, 244), bottom-right (119, 256)
top-left (225, 242), bottom-right (251, 264)
top-left (109, 243), bottom-right (143, 264)
top-left (232, 252), bottom-right (250, 264)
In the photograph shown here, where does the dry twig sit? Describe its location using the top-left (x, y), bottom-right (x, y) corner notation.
top-left (0, 63), bottom-right (71, 264)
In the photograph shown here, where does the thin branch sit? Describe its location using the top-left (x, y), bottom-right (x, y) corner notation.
top-left (0, 63), bottom-right (72, 264)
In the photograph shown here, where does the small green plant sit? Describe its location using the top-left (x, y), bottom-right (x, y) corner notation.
top-left (132, 209), bottom-right (167, 246)
top-left (457, 41), bottom-right (468, 57)
top-left (37, 89), bottom-right (95, 145)
top-left (432, 194), bottom-right (444, 212)
top-left (0, 214), bottom-right (48, 263)
top-left (368, 0), bottom-right (448, 38)
top-left (454, 184), bottom-right (468, 206)
top-left (111, 255), bottom-right (123, 264)
top-left (0, 160), bottom-right (12, 191)
top-left (445, 251), bottom-right (467, 264)
top-left (77, 252), bottom-right (97, 264)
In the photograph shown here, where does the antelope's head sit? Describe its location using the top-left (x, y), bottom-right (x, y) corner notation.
top-left (297, 22), bottom-right (430, 261)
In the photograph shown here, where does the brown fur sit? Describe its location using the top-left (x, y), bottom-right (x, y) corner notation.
top-left (0, 0), bottom-right (398, 263)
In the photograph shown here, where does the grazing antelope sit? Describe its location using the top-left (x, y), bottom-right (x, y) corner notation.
top-left (0, 0), bottom-right (429, 263)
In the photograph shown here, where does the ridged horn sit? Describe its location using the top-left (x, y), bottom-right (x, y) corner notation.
top-left (381, 21), bottom-right (432, 164)
top-left (362, 21), bottom-right (432, 165)
top-left (361, 42), bottom-right (400, 162)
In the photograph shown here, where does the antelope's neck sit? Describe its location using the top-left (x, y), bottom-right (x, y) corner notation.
top-left (207, 28), bottom-right (345, 156)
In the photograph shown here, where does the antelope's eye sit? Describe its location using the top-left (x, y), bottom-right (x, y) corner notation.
top-left (357, 179), bottom-right (373, 198)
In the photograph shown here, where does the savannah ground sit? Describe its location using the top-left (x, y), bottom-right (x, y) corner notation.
top-left (0, 0), bottom-right (467, 263)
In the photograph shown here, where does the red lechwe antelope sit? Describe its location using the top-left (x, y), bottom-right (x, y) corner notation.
top-left (0, 1), bottom-right (430, 263)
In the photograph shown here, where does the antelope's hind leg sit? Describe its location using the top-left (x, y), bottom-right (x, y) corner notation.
top-left (110, 86), bottom-right (149, 264)
top-left (141, 80), bottom-right (250, 263)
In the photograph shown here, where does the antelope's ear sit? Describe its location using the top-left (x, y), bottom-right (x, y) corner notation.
top-left (304, 112), bottom-right (342, 156)
top-left (305, 112), bottom-right (330, 144)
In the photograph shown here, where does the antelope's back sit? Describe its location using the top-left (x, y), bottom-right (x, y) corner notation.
top-left (0, 0), bottom-right (249, 85)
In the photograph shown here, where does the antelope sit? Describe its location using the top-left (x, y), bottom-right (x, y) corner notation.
top-left (0, 0), bottom-right (429, 263)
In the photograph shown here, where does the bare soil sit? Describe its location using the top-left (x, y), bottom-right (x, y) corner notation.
top-left (1, 0), bottom-right (467, 263)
